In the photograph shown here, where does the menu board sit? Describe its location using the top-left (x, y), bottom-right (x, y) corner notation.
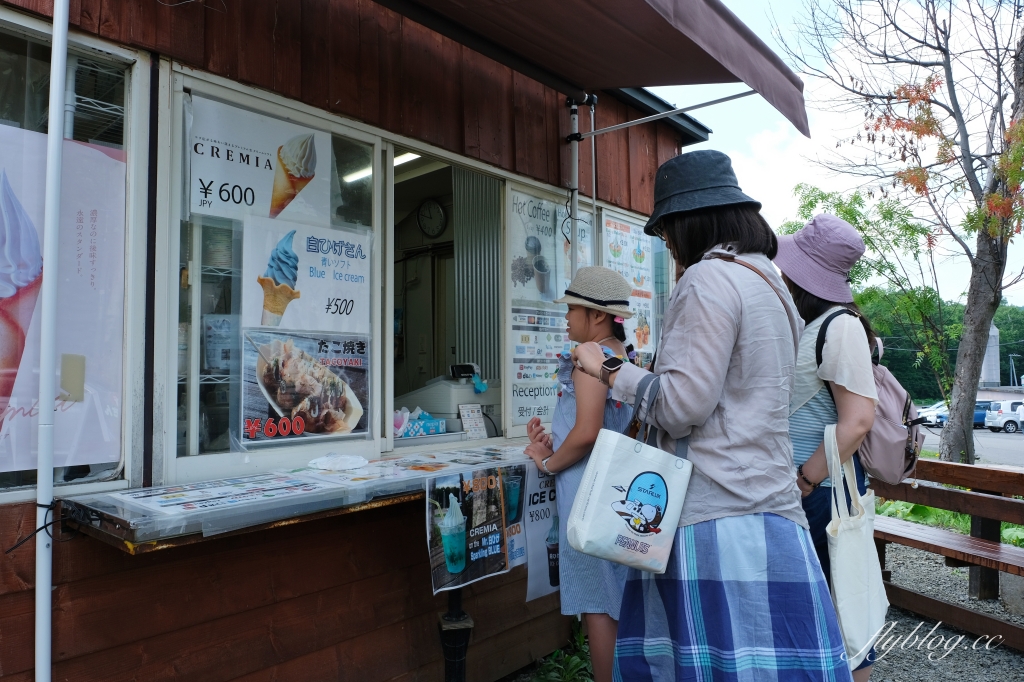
top-left (603, 211), bottom-right (657, 366)
top-left (239, 216), bottom-right (372, 445)
top-left (507, 189), bottom-right (592, 427)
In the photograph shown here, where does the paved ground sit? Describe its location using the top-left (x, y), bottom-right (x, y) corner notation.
top-left (921, 426), bottom-right (1023, 469)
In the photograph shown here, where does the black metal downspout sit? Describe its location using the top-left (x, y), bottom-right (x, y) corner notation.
top-left (142, 52), bottom-right (159, 488)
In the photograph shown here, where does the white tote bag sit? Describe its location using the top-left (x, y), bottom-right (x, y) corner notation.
top-left (566, 375), bottom-right (693, 573)
top-left (824, 424), bottom-right (889, 669)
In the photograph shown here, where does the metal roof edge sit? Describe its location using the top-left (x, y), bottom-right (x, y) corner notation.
top-left (605, 88), bottom-right (711, 146)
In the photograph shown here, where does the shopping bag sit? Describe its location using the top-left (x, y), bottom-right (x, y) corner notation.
top-left (824, 424), bottom-right (889, 669)
top-left (566, 375), bottom-right (692, 573)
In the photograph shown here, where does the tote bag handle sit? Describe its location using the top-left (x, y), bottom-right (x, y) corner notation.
top-left (826, 424), bottom-right (865, 522)
top-left (625, 373), bottom-right (690, 460)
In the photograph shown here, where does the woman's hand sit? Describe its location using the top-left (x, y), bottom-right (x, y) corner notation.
top-left (525, 441), bottom-right (554, 470)
top-left (795, 473), bottom-right (815, 498)
top-left (572, 342), bottom-right (605, 380)
top-left (526, 417), bottom-right (551, 448)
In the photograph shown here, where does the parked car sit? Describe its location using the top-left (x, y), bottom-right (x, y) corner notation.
top-left (917, 401), bottom-right (948, 426)
top-left (935, 401), bottom-right (991, 429)
top-left (985, 400), bottom-right (1023, 433)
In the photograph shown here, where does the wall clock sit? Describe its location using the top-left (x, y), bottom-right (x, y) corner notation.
top-left (417, 198), bottom-right (447, 238)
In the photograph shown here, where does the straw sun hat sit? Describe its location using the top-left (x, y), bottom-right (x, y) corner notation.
top-left (554, 266), bottom-right (633, 319)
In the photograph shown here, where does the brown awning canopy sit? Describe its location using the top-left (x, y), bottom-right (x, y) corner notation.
top-left (377, 0), bottom-right (810, 137)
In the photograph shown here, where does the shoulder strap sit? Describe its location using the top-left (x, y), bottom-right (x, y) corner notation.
top-left (705, 252), bottom-right (799, 352)
top-left (815, 308), bottom-right (858, 367)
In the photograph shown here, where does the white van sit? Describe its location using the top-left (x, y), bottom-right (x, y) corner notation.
top-left (985, 400), bottom-right (1024, 433)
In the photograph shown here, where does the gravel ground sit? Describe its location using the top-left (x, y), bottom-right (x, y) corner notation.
top-left (869, 544), bottom-right (1024, 681)
top-left (502, 545), bottom-right (1024, 681)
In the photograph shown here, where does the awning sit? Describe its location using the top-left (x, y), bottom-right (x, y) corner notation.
top-left (376, 0), bottom-right (810, 137)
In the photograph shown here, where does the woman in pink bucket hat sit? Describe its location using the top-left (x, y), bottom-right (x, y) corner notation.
top-left (775, 213), bottom-right (880, 681)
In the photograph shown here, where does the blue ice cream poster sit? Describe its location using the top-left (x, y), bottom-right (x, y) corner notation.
top-left (242, 215), bottom-right (372, 334)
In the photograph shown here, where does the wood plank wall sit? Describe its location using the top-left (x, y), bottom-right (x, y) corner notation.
top-left (0, 499), bottom-right (570, 680)
top-left (0, 0), bottom-right (680, 215)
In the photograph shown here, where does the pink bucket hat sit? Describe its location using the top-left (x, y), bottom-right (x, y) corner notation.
top-left (773, 214), bottom-right (864, 303)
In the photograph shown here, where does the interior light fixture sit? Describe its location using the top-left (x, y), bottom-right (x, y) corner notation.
top-left (343, 152), bottom-right (420, 183)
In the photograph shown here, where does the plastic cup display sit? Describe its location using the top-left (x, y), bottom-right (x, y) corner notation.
top-left (504, 475), bottom-right (522, 522)
top-left (440, 519), bottom-right (467, 574)
top-left (533, 256), bottom-right (550, 293)
top-left (547, 542), bottom-right (560, 586)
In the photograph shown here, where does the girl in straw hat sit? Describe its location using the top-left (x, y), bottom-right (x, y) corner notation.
top-left (524, 265), bottom-right (634, 682)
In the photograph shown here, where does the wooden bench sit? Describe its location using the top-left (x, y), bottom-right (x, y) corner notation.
top-left (870, 459), bottom-right (1024, 651)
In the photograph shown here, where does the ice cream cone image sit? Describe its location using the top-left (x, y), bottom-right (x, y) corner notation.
top-left (258, 230), bottom-right (301, 326)
top-left (0, 169), bottom-right (44, 407)
top-left (269, 134), bottom-right (317, 218)
top-left (257, 275), bottom-right (301, 326)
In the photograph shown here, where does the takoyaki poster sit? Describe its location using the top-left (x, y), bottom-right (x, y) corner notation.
top-left (241, 330), bottom-right (370, 444)
top-left (602, 212), bottom-right (655, 358)
top-left (189, 96), bottom-right (331, 225)
top-left (241, 216), bottom-right (371, 335)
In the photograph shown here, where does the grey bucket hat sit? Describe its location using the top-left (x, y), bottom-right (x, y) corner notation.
top-left (643, 150), bottom-right (761, 235)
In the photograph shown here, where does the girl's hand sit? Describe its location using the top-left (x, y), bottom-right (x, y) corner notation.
top-left (527, 417), bottom-right (546, 443)
top-left (525, 441), bottom-right (554, 469)
top-left (571, 342), bottom-right (605, 380)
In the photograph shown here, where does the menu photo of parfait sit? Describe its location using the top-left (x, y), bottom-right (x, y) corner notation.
top-left (426, 468), bottom-right (511, 593)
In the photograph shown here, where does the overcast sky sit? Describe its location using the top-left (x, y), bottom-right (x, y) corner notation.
top-left (649, 0), bottom-right (1024, 306)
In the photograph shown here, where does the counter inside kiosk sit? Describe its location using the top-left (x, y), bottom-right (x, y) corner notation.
top-left (392, 150), bottom-right (503, 443)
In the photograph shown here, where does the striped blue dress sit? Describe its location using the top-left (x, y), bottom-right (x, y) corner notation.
top-left (552, 349), bottom-right (634, 619)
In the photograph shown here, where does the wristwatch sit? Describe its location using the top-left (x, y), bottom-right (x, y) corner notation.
top-left (541, 457), bottom-right (554, 475)
top-left (600, 356), bottom-right (625, 385)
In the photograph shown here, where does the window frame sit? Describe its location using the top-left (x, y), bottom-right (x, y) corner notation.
top-left (156, 68), bottom-right (384, 485)
top-left (0, 7), bottom-right (150, 504)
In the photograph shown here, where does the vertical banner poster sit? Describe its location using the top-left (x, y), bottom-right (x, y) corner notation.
top-left (240, 217), bottom-right (372, 444)
top-left (0, 126), bottom-right (126, 472)
top-left (501, 463), bottom-right (528, 569)
top-left (524, 462), bottom-right (560, 601)
top-left (426, 468), bottom-right (510, 593)
top-left (603, 211), bottom-right (656, 366)
top-left (190, 96), bottom-right (332, 225)
top-left (507, 189), bottom-right (592, 427)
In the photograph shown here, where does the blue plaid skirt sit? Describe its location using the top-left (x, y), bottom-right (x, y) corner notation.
top-left (614, 513), bottom-right (853, 682)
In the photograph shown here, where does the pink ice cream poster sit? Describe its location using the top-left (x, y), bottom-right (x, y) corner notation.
top-left (0, 125), bottom-right (126, 472)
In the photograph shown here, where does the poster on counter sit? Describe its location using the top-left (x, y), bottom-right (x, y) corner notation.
top-left (524, 462), bottom-right (560, 601)
top-left (0, 125), bottom-right (125, 472)
top-left (189, 96), bottom-right (332, 225)
top-left (507, 189), bottom-right (592, 427)
top-left (603, 211), bottom-right (656, 365)
top-left (426, 467), bottom-right (510, 593)
top-left (241, 216), bottom-right (371, 334)
top-left (112, 473), bottom-right (339, 515)
top-left (240, 330), bottom-right (369, 444)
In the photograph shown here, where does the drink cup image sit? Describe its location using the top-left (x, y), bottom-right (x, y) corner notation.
top-left (546, 515), bottom-right (560, 587)
top-left (533, 256), bottom-right (550, 294)
top-left (438, 493), bottom-right (467, 574)
top-left (503, 475), bottom-right (522, 523)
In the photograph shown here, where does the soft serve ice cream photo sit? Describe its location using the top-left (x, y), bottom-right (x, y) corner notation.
top-left (0, 170), bottom-right (43, 416)
top-left (270, 134), bottom-right (316, 219)
top-left (256, 229), bottom-right (301, 326)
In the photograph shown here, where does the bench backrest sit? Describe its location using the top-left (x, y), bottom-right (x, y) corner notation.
top-left (871, 459), bottom-right (1024, 525)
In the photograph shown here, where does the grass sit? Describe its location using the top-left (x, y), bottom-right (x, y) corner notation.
top-left (531, 619), bottom-right (594, 682)
top-left (875, 498), bottom-right (1024, 547)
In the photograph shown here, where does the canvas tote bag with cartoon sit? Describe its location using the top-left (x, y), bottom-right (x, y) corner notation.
top-left (566, 374), bottom-right (693, 573)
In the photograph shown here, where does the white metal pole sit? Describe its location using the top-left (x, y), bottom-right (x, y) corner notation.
top-left (569, 100), bottom-right (579, 280)
top-left (590, 100), bottom-right (597, 215)
top-left (36, 2), bottom-right (71, 681)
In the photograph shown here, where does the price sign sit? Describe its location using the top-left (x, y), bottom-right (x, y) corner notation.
top-left (243, 416), bottom-right (306, 439)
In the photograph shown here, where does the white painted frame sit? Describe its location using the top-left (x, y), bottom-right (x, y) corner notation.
top-left (0, 7), bottom-right (149, 503)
